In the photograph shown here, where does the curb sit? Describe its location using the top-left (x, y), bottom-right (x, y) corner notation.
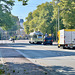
top-left (0, 50), bottom-right (4, 64)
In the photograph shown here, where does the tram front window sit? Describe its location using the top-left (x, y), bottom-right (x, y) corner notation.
top-left (33, 35), bottom-right (37, 38)
top-left (38, 35), bottom-right (42, 38)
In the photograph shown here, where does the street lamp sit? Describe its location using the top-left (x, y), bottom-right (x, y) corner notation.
top-left (58, 5), bottom-right (60, 31)
top-left (23, 0), bottom-right (28, 5)
top-left (56, 17), bottom-right (57, 41)
top-left (54, 0), bottom-right (60, 41)
top-left (18, 0), bottom-right (28, 5)
top-left (55, 0), bottom-right (60, 31)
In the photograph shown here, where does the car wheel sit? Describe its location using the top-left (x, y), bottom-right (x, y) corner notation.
top-left (50, 42), bottom-right (52, 45)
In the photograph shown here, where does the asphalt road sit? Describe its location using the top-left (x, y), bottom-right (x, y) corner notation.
top-left (0, 40), bottom-right (75, 75)
top-left (8, 40), bottom-right (75, 75)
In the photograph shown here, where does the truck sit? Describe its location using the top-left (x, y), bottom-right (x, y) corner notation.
top-left (58, 29), bottom-right (75, 49)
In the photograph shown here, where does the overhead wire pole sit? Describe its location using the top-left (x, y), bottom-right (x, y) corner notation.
top-left (56, 18), bottom-right (57, 41)
top-left (54, 0), bottom-right (59, 41)
top-left (54, 0), bottom-right (60, 31)
top-left (58, 3), bottom-right (60, 31)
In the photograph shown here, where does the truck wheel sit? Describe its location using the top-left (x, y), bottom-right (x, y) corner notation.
top-left (50, 42), bottom-right (52, 45)
top-left (63, 46), bottom-right (66, 49)
top-left (32, 42), bottom-right (34, 44)
top-left (60, 46), bottom-right (66, 49)
top-left (58, 46), bottom-right (60, 48)
top-left (29, 41), bottom-right (31, 43)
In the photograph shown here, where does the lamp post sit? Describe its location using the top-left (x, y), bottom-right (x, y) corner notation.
top-left (23, 0), bottom-right (28, 5)
top-left (58, 5), bottom-right (60, 31)
top-left (54, 0), bottom-right (60, 41)
top-left (56, 18), bottom-right (57, 41)
top-left (55, 0), bottom-right (60, 31)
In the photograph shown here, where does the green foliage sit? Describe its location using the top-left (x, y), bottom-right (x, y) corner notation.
top-left (23, 0), bottom-right (75, 40)
top-left (23, 22), bottom-right (29, 34)
top-left (0, 0), bottom-right (15, 30)
top-left (23, 2), bottom-right (55, 35)
top-left (9, 15), bottom-right (20, 31)
top-left (52, 0), bottom-right (75, 29)
top-left (59, 0), bottom-right (75, 28)
top-left (7, 15), bottom-right (20, 36)
top-left (1, 13), bottom-right (14, 30)
top-left (0, 69), bottom-right (5, 74)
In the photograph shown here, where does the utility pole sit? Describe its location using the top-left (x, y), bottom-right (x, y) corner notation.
top-left (56, 18), bottom-right (57, 41)
top-left (54, 0), bottom-right (60, 31)
top-left (58, 5), bottom-right (60, 31)
top-left (54, 0), bottom-right (60, 41)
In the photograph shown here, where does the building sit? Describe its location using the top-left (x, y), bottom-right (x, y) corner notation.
top-left (16, 19), bottom-right (26, 39)
top-left (20, 19), bottom-right (24, 29)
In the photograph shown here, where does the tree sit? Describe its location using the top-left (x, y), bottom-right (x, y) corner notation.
top-left (0, 0), bottom-right (15, 30)
top-left (8, 15), bottom-right (20, 31)
top-left (7, 15), bottom-right (20, 36)
top-left (58, 0), bottom-right (75, 28)
top-left (23, 21), bottom-right (29, 34)
top-left (52, 0), bottom-right (75, 29)
top-left (23, 2), bottom-right (55, 35)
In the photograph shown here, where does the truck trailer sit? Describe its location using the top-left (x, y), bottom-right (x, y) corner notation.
top-left (58, 29), bottom-right (75, 49)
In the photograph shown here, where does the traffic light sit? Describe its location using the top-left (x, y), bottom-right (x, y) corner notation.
top-left (18, 0), bottom-right (22, 1)
top-left (18, 0), bottom-right (29, 5)
top-left (18, 0), bottom-right (29, 2)
top-left (23, 0), bottom-right (28, 5)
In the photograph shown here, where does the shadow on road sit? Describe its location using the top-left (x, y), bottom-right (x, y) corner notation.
top-left (0, 62), bottom-right (75, 75)
top-left (0, 44), bottom-right (75, 75)
top-left (0, 62), bottom-right (52, 75)
top-left (45, 66), bottom-right (75, 75)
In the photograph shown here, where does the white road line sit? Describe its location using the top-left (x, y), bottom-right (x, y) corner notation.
top-left (0, 51), bottom-right (4, 64)
top-left (16, 50), bottom-right (35, 63)
top-left (16, 50), bottom-right (43, 66)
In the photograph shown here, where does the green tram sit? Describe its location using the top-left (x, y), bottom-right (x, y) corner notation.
top-left (29, 31), bottom-right (43, 44)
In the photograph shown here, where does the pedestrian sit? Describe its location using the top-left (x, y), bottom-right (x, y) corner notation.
top-left (45, 33), bottom-right (47, 38)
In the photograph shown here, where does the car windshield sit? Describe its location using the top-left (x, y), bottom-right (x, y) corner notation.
top-left (45, 37), bottom-right (52, 40)
top-left (38, 35), bottom-right (42, 38)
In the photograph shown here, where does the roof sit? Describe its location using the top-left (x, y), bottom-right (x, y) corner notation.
top-left (20, 19), bottom-right (24, 23)
top-left (29, 31), bottom-right (43, 36)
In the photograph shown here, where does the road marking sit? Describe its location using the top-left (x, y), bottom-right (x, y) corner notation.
top-left (16, 50), bottom-right (43, 66)
top-left (16, 50), bottom-right (62, 75)
top-left (0, 51), bottom-right (4, 64)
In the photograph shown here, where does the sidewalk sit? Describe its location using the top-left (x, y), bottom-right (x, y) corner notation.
top-left (53, 41), bottom-right (58, 45)
top-left (0, 44), bottom-right (60, 75)
top-left (0, 40), bottom-right (12, 46)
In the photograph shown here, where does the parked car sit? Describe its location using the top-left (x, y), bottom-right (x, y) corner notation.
top-left (43, 36), bottom-right (53, 45)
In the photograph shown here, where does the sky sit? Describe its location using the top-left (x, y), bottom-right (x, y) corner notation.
top-left (11, 0), bottom-right (52, 21)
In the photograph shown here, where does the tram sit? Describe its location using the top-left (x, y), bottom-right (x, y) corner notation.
top-left (29, 31), bottom-right (43, 44)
